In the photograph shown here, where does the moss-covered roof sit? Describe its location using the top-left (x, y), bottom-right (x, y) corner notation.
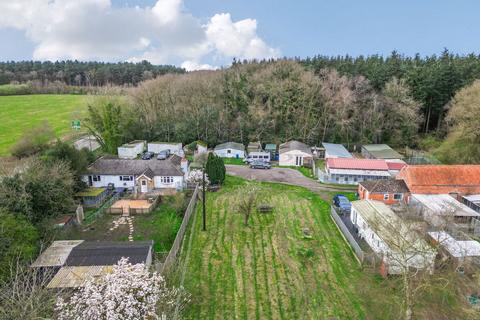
top-left (76, 188), bottom-right (106, 197)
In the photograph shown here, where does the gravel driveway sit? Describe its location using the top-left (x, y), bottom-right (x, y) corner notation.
top-left (226, 165), bottom-right (357, 193)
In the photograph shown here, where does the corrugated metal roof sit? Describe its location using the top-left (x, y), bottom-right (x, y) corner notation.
top-left (387, 161), bottom-right (407, 171)
top-left (322, 143), bottom-right (353, 158)
top-left (329, 168), bottom-right (391, 177)
top-left (412, 194), bottom-right (480, 218)
top-left (463, 194), bottom-right (480, 204)
top-left (362, 144), bottom-right (403, 159)
top-left (265, 144), bottom-right (276, 150)
top-left (352, 200), bottom-right (432, 252)
top-left (327, 158), bottom-right (389, 170)
top-left (47, 265), bottom-right (113, 288)
top-left (428, 231), bottom-right (480, 258)
top-left (31, 240), bottom-right (84, 267)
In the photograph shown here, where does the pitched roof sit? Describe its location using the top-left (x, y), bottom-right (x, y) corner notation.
top-left (411, 194), bottom-right (480, 218)
top-left (65, 241), bottom-right (153, 266)
top-left (362, 144), bottom-right (403, 159)
top-left (387, 161), bottom-right (407, 171)
top-left (322, 143), bottom-right (353, 158)
top-left (265, 143), bottom-right (277, 150)
top-left (86, 157), bottom-right (184, 176)
top-left (359, 179), bottom-right (410, 194)
top-left (279, 140), bottom-right (312, 154)
top-left (31, 240), bottom-right (84, 267)
top-left (397, 165), bottom-right (480, 191)
top-left (47, 265), bottom-right (113, 288)
top-left (327, 158), bottom-right (389, 171)
top-left (214, 142), bottom-right (245, 151)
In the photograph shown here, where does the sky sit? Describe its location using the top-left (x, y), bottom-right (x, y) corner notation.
top-left (0, 0), bottom-right (479, 70)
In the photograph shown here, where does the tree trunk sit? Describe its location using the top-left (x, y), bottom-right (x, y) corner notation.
top-left (404, 272), bottom-right (413, 320)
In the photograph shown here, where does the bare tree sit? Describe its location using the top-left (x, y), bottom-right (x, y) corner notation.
top-left (236, 185), bottom-right (260, 226)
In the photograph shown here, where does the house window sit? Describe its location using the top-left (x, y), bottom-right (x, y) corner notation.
top-left (120, 176), bottom-right (133, 181)
top-left (227, 149), bottom-right (231, 154)
top-left (160, 176), bottom-right (174, 183)
top-left (384, 194), bottom-right (389, 200)
top-left (394, 193), bottom-right (403, 200)
top-left (92, 175), bottom-right (101, 182)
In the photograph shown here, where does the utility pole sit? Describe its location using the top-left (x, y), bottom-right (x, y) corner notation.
top-left (202, 165), bottom-right (206, 231)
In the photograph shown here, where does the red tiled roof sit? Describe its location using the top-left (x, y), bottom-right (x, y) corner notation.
top-left (397, 165), bottom-right (480, 194)
top-left (327, 158), bottom-right (389, 171)
top-left (386, 161), bottom-right (407, 171)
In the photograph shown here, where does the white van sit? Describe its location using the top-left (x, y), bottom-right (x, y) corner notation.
top-left (244, 151), bottom-right (270, 163)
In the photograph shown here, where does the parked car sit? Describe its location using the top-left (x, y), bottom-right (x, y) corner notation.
top-left (250, 160), bottom-right (271, 169)
top-left (333, 194), bottom-right (351, 212)
top-left (141, 151), bottom-right (154, 160)
top-left (157, 150), bottom-right (170, 160)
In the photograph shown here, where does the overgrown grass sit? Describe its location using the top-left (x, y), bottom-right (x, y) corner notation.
top-left (176, 175), bottom-right (373, 319)
top-left (222, 157), bottom-right (246, 165)
top-left (0, 94), bottom-right (87, 155)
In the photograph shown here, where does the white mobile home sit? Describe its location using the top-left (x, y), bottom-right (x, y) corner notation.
top-left (117, 140), bottom-right (146, 159)
top-left (214, 142), bottom-right (245, 159)
top-left (351, 200), bottom-right (436, 275)
top-left (245, 151), bottom-right (270, 162)
top-left (279, 140), bottom-right (313, 167)
top-left (148, 142), bottom-right (184, 157)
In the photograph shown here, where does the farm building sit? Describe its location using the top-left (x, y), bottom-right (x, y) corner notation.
top-left (75, 187), bottom-right (109, 208)
top-left (428, 231), bottom-right (480, 269)
top-left (462, 195), bottom-right (480, 213)
top-left (117, 140), bottom-right (146, 159)
top-left (32, 240), bottom-right (153, 288)
top-left (396, 165), bottom-right (480, 197)
top-left (279, 140), bottom-right (313, 167)
top-left (409, 194), bottom-right (480, 229)
top-left (214, 142), bottom-right (245, 159)
top-left (83, 155), bottom-right (187, 194)
top-left (247, 141), bottom-right (262, 153)
top-left (322, 143), bottom-right (353, 159)
top-left (320, 158), bottom-right (391, 184)
top-left (350, 200), bottom-right (436, 275)
top-left (148, 142), bottom-right (184, 157)
top-left (264, 143), bottom-right (277, 159)
top-left (358, 179), bottom-right (410, 204)
top-left (361, 144), bottom-right (403, 161)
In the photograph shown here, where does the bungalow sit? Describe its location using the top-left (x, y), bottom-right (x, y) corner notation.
top-left (358, 179), bottom-right (410, 204)
top-left (247, 141), bottom-right (262, 154)
top-left (361, 144), bottom-right (403, 161)
top-left (83, 155), bottom-right (187, 193)
top-left (279, 140), bottom-right (313, 167)
top-left (321, 158), bottom-right (392, 184)
top-left (409, 194), bottom-right (480, 228)
top-left (396, 165), bottom-right (480, 197)
top-left (32, 240), bottom-right (153, 288)
top-left (148, 142), bottom-right (184, 157)
top-left (322, 143), bottom-right (353, 159)
top-left (117, 140), bottom-right (146, 159)
top-left (351, 200), bottom-right (436, 275)
top-left (214, 142), bottom-right (245, 159)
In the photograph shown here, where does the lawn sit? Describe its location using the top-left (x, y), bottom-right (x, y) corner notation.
top-left (222, 157), bottom-right (246, 165)
top-left (0, 94), bottom-right (87, 155)
top-left (176, 176), bottom-right (371, 319)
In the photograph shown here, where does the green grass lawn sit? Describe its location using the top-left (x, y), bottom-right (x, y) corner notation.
top-left (222, 157), bottom-right (246, 165)
top-left (176, 176), bottom-right (374, 319)
top-left (0, 94), bottom-right (87, 155)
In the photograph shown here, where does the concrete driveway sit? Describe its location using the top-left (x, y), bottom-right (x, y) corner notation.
top-left (226, 165), bottom-right (357, 194)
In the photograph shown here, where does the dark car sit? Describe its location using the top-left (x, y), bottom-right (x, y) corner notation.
top-left (250, 160), bottom-right (271, 169)
top-left (333, 194), bottom-right (351, 212)
top-left (141, 151), bottom-right (154, 160)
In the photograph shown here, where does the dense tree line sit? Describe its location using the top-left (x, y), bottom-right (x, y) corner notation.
top-left (0, 60), bottom-right (184, 87)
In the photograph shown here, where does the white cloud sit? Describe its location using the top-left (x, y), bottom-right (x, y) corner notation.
top-left (0, 0), bottom-right (280, 70)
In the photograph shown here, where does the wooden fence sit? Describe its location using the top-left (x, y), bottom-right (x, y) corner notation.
top-left (158, 185), bottom-right (199, 274)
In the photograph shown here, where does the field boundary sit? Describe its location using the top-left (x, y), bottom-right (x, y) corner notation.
top-left (330, 206), bottom-right (364, 265)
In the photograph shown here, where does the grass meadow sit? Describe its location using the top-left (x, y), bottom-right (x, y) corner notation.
top-left (176, 176), bottom-right (378, 319)
top-left (0, 94), bottom-right (86, 155)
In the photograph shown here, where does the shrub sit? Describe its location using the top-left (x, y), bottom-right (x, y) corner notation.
top-left (11, 122), bottom-right (55, 158)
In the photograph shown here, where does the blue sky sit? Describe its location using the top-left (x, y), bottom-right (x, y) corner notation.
top-left (0, 0), bottom-right (478, 68)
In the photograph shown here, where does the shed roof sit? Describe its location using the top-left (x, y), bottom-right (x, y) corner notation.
top-left (428, 231), bottom-right (480, 258)
top-left (463, 194), bottom-right (480, 204)
top-left (327, 158), bottom-right (389, 171)
top-left (31, 240), bottom-right (84, 267)
top-left (265, 144), bottom-right (276, 150)
top-left (279, 140), bottom-right (312, 155)
top-left (65, 241), bottom-right (153, 266)
top-left (214, 142), bottom-right (245, 151)
top-left (47, 265), bottom-right (113, 288)
top-left (362, 144), bottom-right (403, 159)
top-left (411, 194), bottom-right (480, 218)
top-left (322, 143), bottom-right (353, 158)
top-left (76, 187), bottom-right (106, 197)
top-left (359, 179), bottom-right (410, 194)
top-left (86, 157), bottom-right (184, 176)
top-left (352, 200), bottom-right (432, 252)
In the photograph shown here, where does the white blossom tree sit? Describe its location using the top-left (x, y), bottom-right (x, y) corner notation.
top-left (56, 258), bottom-right (189, 320)
top-left (186, 169), bottom-right (209, 186)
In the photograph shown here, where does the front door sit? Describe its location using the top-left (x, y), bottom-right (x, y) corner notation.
top-left (295, 156), bottom-right (303, 166)
top-left (140, 180), bottom-right (148, 193)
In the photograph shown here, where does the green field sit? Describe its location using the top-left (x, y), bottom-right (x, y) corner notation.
top-left (0, 94), bottom-right (86, 155)
top-left (177, 176), bottom-right (374, 319)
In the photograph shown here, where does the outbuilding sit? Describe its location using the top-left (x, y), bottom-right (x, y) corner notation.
top-left (321, 158), bottom-right (391, 184)
top-left (361, 144), bottom-right (403, 161)
top-left (264, 143), bottom-right (277, 159)
top-left (322, 143), bottom-right (353, 159)
top-left (279, 140), bottom-right (313, 167)
top-left (117, 140), bottom-right (146, 159)
top-left (148, 142), bottom-right (184, 157)
top-left (247, 141), bottom-right (262, 154)
top-left (213, 142), bottom-right (245, 159)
